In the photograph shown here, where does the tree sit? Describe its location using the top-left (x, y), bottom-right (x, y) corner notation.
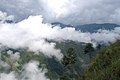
top-left (61, 48), bottom-right (77, 80)
top-left (96, 43), bottom-right (102, 50)
top-left (62, 48), bottom-right (77, 67)
top-left (60, 75), bottom-right (70, 80)
top-left (84, 43), bottom-right (94, 59)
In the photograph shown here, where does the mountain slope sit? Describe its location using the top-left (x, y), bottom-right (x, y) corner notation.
top-left (81, 40), bottom-right (120, 80)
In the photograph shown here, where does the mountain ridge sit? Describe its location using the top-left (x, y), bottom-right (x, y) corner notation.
top-left (52, 22), bottom-right (120, 32)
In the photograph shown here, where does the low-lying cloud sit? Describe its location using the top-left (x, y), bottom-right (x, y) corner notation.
top-left (0, 72), bottom-right (17, 80)
top-left (0, 11), bottom-right (14, 23)
top-left (0, 61), bottom-right (49, 80)
top-left (21, 61), bottom-right (49, 80)
top-left (0, 15), bottom-right (120, 60)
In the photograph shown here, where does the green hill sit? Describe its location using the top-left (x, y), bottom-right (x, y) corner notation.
top-left (81, 40), bottom-right (120, 80)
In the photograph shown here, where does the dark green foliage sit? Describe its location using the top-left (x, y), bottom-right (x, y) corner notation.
top-left (60, 75), bottom-right (70, 80)
top-left (84, 43), bottom-right (94, 54)
top-left (45, 57), bottom-right (65, 79)
top-left (61, 47), bottom-right (80, 79)
top-left (55, 41), bottom-right (92, 64)
top-left (84, 43), bottom-right (94, 59)
top-left (96, 43), bottom-right (102, 50)
top-left (62, 48), bottom-right (77, 67)
top-left (81, 40), bottom-right (120, 80)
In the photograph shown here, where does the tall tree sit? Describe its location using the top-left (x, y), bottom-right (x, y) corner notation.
top-left (62, 48), bottom-right (77, 67)
top-left (84, 43), bottom-right (94, 59)
top-left (96, 43), bottom-right (102, 50)
top-left (61, 48), bottom-right (77, 79)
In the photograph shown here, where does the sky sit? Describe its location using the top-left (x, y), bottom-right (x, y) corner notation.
top-left (0, 0), bottom-right (120, 25)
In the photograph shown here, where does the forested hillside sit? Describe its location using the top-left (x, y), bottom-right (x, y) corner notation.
top-left (81, 40), bottom-right (120, 80)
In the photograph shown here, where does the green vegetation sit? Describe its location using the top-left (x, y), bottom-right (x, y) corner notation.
top-left (81, 40), bottom-right (120, 80)
top-left (2, 40), bottom-right (120, 80)
top-left (60, 47), bottom-right (78, 80)
top-left (62, 48), bottom-right (77, 67)
top-left (0, 41), bottom-right (98, 80)
top-left (84, 43), bottom-right (94, 59)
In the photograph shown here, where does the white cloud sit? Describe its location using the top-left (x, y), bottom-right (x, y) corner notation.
top-left (21, 61), bottom-right (49, 80)
top-left (0, 61), bottom-right (49, 80)
top-left (0, 11), bottom-right (14, 23)
top-left (7, 50), bottom-right (20, 60)
top-left (91, 29), bottom-right (120, 44)
top-left (0, 15), bottom-right (120, 60)
top-left (0, 72), bottom-right (17, 80)
top-left (0, 15), bottom-right (64, 60)
top-left (0, 11), bottom-right (7, 20)
top-left (0, 60), bottom-right (10, 69)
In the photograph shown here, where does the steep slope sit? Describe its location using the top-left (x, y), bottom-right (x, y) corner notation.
top-left (81, 40), bottom-right (120, 80)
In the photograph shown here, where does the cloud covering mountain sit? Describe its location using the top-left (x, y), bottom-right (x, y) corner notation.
top-left (0, 1), bottom-right (120, 80)
top-left (0, 14), bottom-right (120, 60)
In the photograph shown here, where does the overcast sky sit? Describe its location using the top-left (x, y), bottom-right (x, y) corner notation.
top-left (0, 0), bottom-right (120, 25)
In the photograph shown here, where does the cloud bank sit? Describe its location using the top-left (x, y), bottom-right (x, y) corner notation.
top-left (0, 15), bottom-right (120, 60)
top-left (0, 0), bottom-right (120, 25)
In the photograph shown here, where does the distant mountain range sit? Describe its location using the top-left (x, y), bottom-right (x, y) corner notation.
top-left (52, 22), bottom-right (120, 32)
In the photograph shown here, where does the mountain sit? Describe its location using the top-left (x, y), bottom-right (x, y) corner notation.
top-left (76, 23), bottom-right (120, 32)
top-left (52, 22), bottom-right (120, 32)
top-left (51, 22), bottom-right (73, 28)
top-left (81, 40), bottom-right (120, 80)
